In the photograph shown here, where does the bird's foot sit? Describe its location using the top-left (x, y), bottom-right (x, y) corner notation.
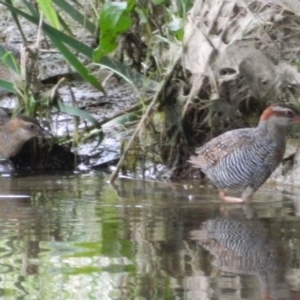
top-left (219, 191), bottom-right (246, 203)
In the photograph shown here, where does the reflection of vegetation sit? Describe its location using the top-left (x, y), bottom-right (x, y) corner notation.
top-left (0, 175), bottom-right (197, 298)
top-left (3, 175), bottom-right (300, 298)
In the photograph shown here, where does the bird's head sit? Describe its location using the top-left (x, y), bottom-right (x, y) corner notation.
top-left (260, 103), bottom-right (300, 127)
top-left (1, 116), bottom-right (47, 158)
top-left (8, 116), bottom-right (46, 141)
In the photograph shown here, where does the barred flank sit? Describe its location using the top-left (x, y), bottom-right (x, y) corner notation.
top-left (203, 127), bottom-right (285, 191)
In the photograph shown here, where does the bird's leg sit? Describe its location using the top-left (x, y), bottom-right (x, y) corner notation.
top-left (218, 190), bottom-right (246, 203)
top-left (219, 187), bottom-right (254, 203)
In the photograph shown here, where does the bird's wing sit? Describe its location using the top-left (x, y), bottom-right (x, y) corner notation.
top-left (189, 128), bottom-right (254, 169)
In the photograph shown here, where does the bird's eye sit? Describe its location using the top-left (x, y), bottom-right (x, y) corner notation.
top-left (285, 110), bottom-right (293, 117)
top-left (28, 124), bottom-right (36, 131)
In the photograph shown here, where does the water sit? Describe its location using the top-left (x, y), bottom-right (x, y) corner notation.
top-left (0, 173), bottom-right (299, 299)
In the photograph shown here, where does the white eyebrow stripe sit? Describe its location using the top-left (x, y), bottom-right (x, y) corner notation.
top-left (272, 106), bottom-right (291, 113)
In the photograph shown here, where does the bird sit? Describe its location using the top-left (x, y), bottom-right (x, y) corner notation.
top-left (0, 111), bottom-right (45, 159)
top-left (188, 103), bottom-right (300, 203)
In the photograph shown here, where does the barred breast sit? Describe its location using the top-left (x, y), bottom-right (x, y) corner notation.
top-left (189, 127), bottom-right (285, 192)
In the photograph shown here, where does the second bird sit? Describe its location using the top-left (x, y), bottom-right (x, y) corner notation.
top-left (0, 111), bottom-right (45, 159)
top-left (189, 103), bottom-right (300, 203)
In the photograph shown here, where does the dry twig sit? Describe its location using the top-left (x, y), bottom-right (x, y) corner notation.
top-left (109, 51), bottom-right (182, 184)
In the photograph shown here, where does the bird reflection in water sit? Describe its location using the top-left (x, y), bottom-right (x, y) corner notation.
top-left (191, 211), bottom-right (289, 300)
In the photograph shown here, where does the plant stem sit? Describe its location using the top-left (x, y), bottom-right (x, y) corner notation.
top-left (109, 51), bottom-right (182, 184)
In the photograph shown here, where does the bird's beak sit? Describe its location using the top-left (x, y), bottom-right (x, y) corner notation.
top-left (293, 115), bottom-right (300, 123)
top-left (38, 120), bottom-right (52, 137)
top-left (39, 127), bottom-right (51, 137)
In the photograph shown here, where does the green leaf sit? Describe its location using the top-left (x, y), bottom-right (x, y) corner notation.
top-left (21, 0), bottom-right (39, 17)
top-left (0, 44), bottom-right (20, 74)
top-left (46, 31), bottom-right (104, 92)
top-left (57, 101), bottom-right (104, 145)
top-left (0, 1), bottom-right (93, 58)
top-left (56, 10), bottom-right (75, 36)
top-left (36, 0), bottom-right (60, 29)
top-left (57, 101), bottom-right (101, 129)
top-left (94, 0), bottom-right (135, 61)
top-left (0, 79), bottom-right (15, 93)
top-left (98, 56), bottom-right (159, 92)
top-left (5, 0), bottom-right (27, 41)
top-left (103, 111), bottom-right (141, 128)
top-left (52, 0), bottom-right (96, 33)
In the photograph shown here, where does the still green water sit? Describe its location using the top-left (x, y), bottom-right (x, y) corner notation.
top-left (0, 173), bottom-right (299, 299)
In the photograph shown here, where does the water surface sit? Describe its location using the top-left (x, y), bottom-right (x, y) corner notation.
top-left (0, 173), bottom-right (299, 300)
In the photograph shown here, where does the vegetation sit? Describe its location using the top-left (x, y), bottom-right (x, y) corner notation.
top-left (0, 0), bottom-right (300, 177)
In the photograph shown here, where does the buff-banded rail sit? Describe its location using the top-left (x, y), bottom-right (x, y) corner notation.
top-left (189, 103), bottom-right (300, 203)
top-left (0, 111), bottom-right (45, 159)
